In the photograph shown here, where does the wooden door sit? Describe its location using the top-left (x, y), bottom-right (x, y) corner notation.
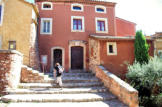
top-left (71, 46), bottom-right (83, 69)
top-left (53, 49), bottom-right (62, 66)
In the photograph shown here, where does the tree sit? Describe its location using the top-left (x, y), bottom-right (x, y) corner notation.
top-left (134, 30), bottom-right (149, 64)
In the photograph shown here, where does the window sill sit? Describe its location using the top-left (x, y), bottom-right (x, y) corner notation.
top-left (71, 30), bottom-right (84, 32)
top-left (107, 53), bottom-right (117, 56)
top-left (40, 32), bottom-right (52, 35)
top-left (96, 31), bottom-right (108, 33)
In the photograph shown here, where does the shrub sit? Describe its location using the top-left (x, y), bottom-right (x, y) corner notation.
top-left (126, 56), bottom-right (162, 106)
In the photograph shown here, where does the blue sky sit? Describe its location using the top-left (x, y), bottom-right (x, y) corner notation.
top-left (26, 0), bottom-right (162, 35)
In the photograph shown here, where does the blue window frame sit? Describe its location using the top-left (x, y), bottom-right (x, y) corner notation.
top-left (73, 6), bottom-right (81, 10)
top-left (96, 8), bottom-right (104, 12)
top-left (73, 19), bottom-right (82, 30)
top-left (43, 20), bottom-right (50, 33)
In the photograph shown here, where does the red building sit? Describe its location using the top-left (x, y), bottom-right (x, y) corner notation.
top-left (36, 0), bottom-right (137, 73)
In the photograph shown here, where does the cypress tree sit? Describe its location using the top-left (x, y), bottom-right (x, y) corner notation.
top-left (134, 30), bottom-right (149, 64)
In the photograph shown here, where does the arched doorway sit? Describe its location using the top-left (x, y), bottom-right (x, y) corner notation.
top-left (53, 49), bottom-right (62, 66)
top-left (71, 46), bottom-right (83, 70)
top-left (51, 47), bottom-right (65, 70)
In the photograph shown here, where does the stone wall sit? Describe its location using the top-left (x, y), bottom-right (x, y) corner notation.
top-left (0, 50), bottom-right (23, 95)
top-left (93, 65), bottom-right (139, 107)
top-left (89, 38), bottom-right (100, 72)
top-left (21, 65), bottom-right (47, 83)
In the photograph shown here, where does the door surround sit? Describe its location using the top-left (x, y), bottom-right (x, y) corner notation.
top-left (69, 40), bottom-right (86, 70)
top-left (51, 46), bottom-right (65, 70)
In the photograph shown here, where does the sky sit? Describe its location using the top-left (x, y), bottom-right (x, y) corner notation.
top-left (27, 0), bottom-right (162, 35)
top-left (111, 0), bottom-right (162, 35)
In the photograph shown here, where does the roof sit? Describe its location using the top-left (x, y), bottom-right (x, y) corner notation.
top-left (90, 34), bottom-right (153, 41)
top-left (151, 32), bottom-right (162, 39)
top-left (116, 17), bottom-right (136, 25)
top-left (35, 0), bottom-right (116, 6)
top-left (18, 0), bottom-right (39, 16)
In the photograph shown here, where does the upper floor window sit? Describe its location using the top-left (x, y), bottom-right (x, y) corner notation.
top-left (0, 3), bottom-right (4, 26)
top-left (71, 16), bottom-right (84, 32)
top-left (40, 18), bottom-right (52, 35)
top-left (97, 21), bottom-right (105, 31)
top-left (95, 17), bottom-right (108, 33)
top-left (95, 5), bottom-right (106, 13)
top-left (42, 2), bottom-right (53, 10)
top-left (71, 3), bottom-right (83, 12)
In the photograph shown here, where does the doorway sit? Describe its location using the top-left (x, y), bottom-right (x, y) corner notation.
top-left (71, 46), bottom-right (83, 70)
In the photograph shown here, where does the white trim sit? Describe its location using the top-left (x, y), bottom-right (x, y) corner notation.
top-left (51, 47), bottom-right (65, 70)
top-left (40, 18), bottom-right (52, 35)
top-left (69, 41), bottom-right (86, 70)
top-left (107, 42), bottom-right (117, 55)
top-left (95, 5), bottom-right (106, 13)
top-left (71, 3), bottom-right (83, 12)
top-left (0, 3), bottom-right (4, 26)
top-left (41, 2), bottom-right (53, 10)
top-left (71, 16), bottom-right (85, 32)
top-left (95, 17), bottom-right (108, 33)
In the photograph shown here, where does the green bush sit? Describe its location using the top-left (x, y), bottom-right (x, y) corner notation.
top-left (134, 30), bottom-right (149, 64)
top-left (126, 56), bottom-right (162, 106)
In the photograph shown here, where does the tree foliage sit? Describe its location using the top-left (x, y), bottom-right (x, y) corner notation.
top-left (134, 30), bottom-right (149, 64)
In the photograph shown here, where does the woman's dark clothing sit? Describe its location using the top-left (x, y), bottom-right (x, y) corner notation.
top-left (55, 66), bottom-right (62, 77)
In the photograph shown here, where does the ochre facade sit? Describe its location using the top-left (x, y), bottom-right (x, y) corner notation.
top-left (0, 0), bottom-right (39, 68)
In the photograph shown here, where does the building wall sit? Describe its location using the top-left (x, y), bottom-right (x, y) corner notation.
top-left (153, 33), bottom-right (162, 56)
top-left (99, 39), bottom-right (154, 78)
top-left (37, 1), bottom-right (116, 71)
top-left (100, 40), bottom-right (135, 78)
top-left (116, 17), bottom-right (136, 36)
top-left (0, 0), bottom-right (38, 67)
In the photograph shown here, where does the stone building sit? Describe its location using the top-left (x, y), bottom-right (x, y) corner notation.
top-left (0, 0), bottom-right (39, 69)
top-left (152, 32), bottom-right (162, 58)
top-left (36, 0), bottom-right (137, 74)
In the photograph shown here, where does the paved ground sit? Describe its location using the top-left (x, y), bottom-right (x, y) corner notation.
top-left (4, 101), bottom-right (127, 107)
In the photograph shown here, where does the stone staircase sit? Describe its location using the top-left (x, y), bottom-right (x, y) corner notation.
top-left (1, 70), bottom-right (127, 107)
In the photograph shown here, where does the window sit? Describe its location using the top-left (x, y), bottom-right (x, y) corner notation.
top-left (107, 42), bottom-right (117, 55)
top-left (40, 18), bottom-right (52, 35)
top-left (95, 17), bottom-right (108, 33)
top-left (41, 55), bottom-right (47, 65)
top-left (97, 21), bottom-right (105, 31)
top-left (73, 19), bottom-right (82, 30)
top-left (71, 3), bottom-right (83, 11)
top-left (95, 5), bottom-right (106, 13)
top-left (9, 41), bottom-right (16, 50)
top-left (0, 3), bottom-right (4, 25)
top-left (71, 16), bottom-right (84, 32)
top-left (42, 2), bottom-right (53, 10)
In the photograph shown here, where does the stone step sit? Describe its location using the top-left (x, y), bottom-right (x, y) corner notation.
top-left (26, 77), bottom-right (99, 83)
top-left (1, 93), bottom-right (116, 103)
top-left (18, 82), bottom-right (103, 88)
top-left (68, 70), bottom-right (91, 73)
top-left (7, 87), bottom-right (107, 94)
top-left (46, 73), bottom-right (95, 78)
top-left (5, 101), bottom-right (128, 107)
